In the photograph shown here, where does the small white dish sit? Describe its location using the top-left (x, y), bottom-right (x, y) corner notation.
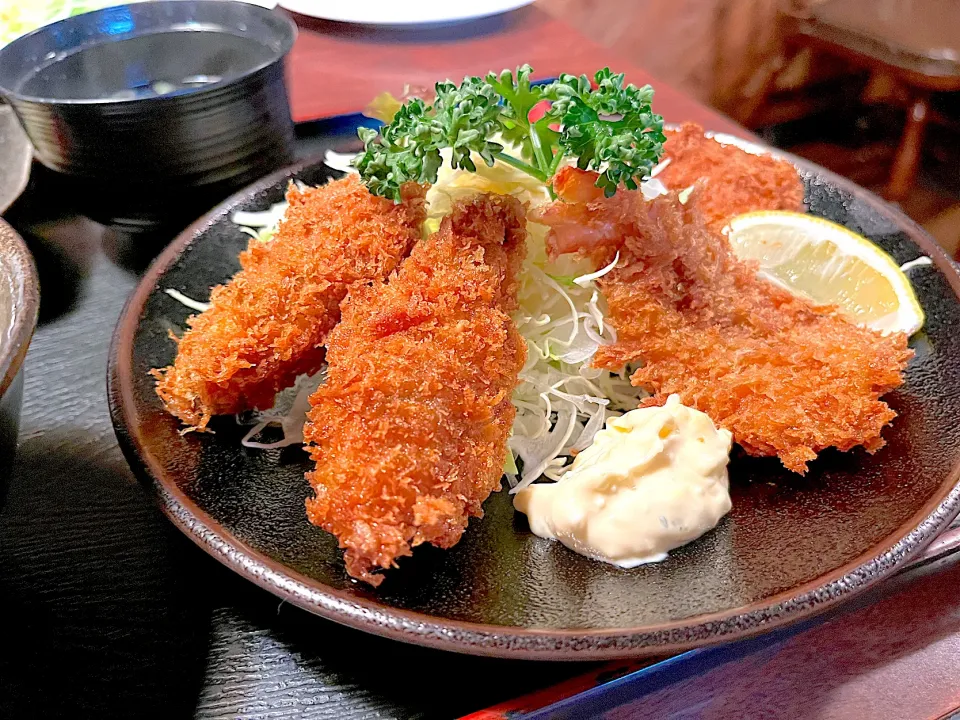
top-left (278, 0), bottom-right (534, 26)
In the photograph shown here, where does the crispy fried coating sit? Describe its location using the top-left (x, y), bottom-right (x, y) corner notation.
top-left (535, 169), bottom-right (913, 474)
top-left (152, 176), bottom-right (427, 430)
top-left (304, 194), bottom-right (527, 586)
top-left (656, 122), bottom-right (805, 231)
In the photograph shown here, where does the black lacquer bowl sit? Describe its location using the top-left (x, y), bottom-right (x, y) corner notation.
top-left (108, 145), bottom-right (960, 660)
top-left (0, 1), bottom-right (296, 235)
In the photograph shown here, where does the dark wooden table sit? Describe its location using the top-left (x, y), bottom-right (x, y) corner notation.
top-left (1, 6), bottom-right (959, 719)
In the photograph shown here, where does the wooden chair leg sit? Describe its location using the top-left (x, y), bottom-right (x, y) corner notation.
top-left (740, 53), bottom-right (786, 128)
top-left (885, 91), bottom-right (931, 201)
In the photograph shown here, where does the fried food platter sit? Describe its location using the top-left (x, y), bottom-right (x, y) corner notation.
top-left (109, 127), bottom-right (960, 659)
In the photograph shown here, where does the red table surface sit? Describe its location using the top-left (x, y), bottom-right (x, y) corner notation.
top-left (467, 549), bottom-right (960, 719)
top-left (282, 4), bottom-right (745, 136)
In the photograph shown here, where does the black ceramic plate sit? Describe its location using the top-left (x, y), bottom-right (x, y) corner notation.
top-left (109, 142), bottom-right (960, 660)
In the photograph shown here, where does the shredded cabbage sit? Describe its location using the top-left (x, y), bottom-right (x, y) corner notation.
top-left (239, 371), bottom-right (326, 450)
top-left (164, 289), bottom-right (210, 313)
top-left (900, 256), bottom-right (932, 273)
top-left (232, 202), bottom-right (287, 234)
top-left (231, 181), bottom-right (309, 244)
top-left (324, 150), bottom-right (360, 175)
top-left (507, 249), bottom-right (645, 492)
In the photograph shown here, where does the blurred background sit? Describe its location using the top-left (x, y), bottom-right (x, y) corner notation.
top-left (542, 0), bottom-right (960, 257)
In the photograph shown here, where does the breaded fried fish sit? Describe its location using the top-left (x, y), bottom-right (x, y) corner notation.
top-left (656, 122), bottom-right (805, 232)
top-left (536, 167), bottom-right (913, 474)
top-left (304, 194), bottom-right (527, 586)
top-left (153, 176), bottom-right (427, 431)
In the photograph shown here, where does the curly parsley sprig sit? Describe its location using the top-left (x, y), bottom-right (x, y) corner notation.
top-left (352, 65), bottom-right (665, 201)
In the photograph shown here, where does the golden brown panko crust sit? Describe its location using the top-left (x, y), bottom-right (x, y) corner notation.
top-left (304, 194), bottom-right (527, 586)
top-left (656, 122), bottom-right (805, 232)
top-left (536, 168), bottom-right (912, 474)
top-left (152, 176), bottom-right (427, 430)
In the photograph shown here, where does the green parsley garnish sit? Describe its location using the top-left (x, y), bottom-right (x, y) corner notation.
top-left (353, 65), bottom-right (666, 201)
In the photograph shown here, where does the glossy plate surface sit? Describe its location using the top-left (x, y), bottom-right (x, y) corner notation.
top-left (109, 149), bottom-right (960, 660)
top-left (278, 0), bottom-right (535, 26)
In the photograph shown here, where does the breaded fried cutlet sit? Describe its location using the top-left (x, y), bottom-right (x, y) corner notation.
top-left (304, 194), bottom-right (527, 586)
top-left (656, 122), bottom-right (805, 232)
top-left (535, 167), bottom-right (913, 474)
top-left (152, 176), bottom-right (427, 431)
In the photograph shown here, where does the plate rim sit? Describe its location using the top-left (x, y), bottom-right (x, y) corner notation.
top-left (277, 0), bottom-right (536, 26)
top-left (0, 217), bottom-right (39, 398)
top-left (108, 135), bottom-right (960, 660)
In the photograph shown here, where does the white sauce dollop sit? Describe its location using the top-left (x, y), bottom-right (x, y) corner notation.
top-left (513, 394), bottom-right (733, 567)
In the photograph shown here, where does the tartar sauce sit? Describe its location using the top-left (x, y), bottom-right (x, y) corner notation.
top-left (513, 394), bottom-right (733, 567)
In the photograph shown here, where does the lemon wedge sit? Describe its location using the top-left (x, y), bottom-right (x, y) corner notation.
top-left (726, 211), bottom-right (924, 335)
